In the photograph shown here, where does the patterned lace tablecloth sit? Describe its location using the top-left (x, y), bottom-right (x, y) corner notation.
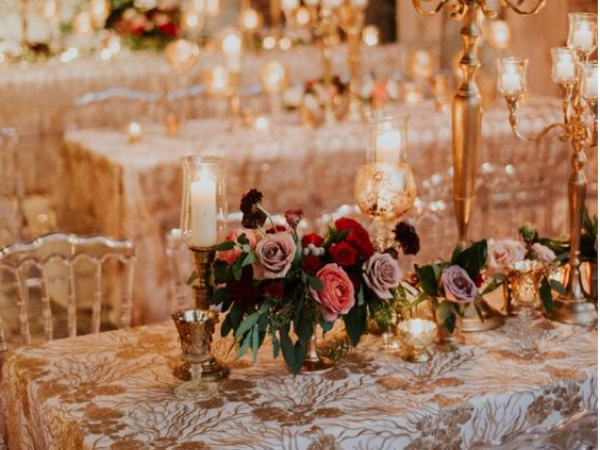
top-left (5, 315), bottom-right (597, 450)
top-left (61, 98), bottom-right (566, 324)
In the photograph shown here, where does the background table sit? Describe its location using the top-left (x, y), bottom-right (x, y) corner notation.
top-left (61, 98), bottom-right (567, 324)
top-left (5, 316), bottom-right (597, 450)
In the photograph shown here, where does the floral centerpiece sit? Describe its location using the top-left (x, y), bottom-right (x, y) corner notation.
top-left (105, 0), bottom-right (181, 50)
top-left (282, 77), bottom-right (348, 126)
top-left (359, 77), bottom-right (400, 109)
top-left (210, 189), bottom-right (418, 374)
top-left (413, 240), bottom-right (501, 334)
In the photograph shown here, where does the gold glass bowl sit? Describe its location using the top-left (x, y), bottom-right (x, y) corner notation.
top-left (397, 318), bottom-right (437, 363)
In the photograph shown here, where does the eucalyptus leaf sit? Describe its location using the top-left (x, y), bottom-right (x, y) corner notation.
top-left (539, 276), bottom-right (554, 312)
top-left (251, 324), bottom-right (259, 361)
top-left (186, 271), bottom-right (198, 285)
top-left (308, 276), bottom-right (324, 292)
top-left (236, 332), bottom-right (252, 359)
top-left (550, 279), bottom-right (566, 295)
top-left (415, 264), bottom-right (440, 297)
top-left (234, 313), bottom-right (260, 339)
top-left (215, 241), bottom-right (235, 251)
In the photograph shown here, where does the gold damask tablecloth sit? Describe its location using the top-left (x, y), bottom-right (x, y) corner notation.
top-left (4, 315), bottom-right (597, 450)
top-left (61, 98), bottom-right (566, 324)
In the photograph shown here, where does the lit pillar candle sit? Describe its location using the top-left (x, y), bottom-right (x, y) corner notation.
top-left (584, 74), bottom-right (598, 98)
top-left (375, 129), bottom-right (401, 163)
top-left (501, 72), bottom-right (521, 94)
top-left (127, 121), bottom-right (142, 144)
top-left (190, 174), bottom-right (218, 247)
top-left (222, 32), bottom-right (242, 74)
top-left (281, 0), bottom-right (299, 11)
top-left (555, 59), bottom-right (575, 80)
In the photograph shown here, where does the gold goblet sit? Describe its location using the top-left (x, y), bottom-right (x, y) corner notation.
top-left (507, 260), bottom-right (547, 314)
top-left (172, 309), bottom-right (219, 400)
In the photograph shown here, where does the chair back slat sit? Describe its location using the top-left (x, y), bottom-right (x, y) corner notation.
top-left (0, 232), bottom-right (135, 350)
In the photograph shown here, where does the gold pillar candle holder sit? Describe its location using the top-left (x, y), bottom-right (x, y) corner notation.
top-left (397, 318), bottom-right (437, 363)
top-left (178, 156), bottom-right (229, 381)
top-left (498, 12), bottom-right (598, 326)
top-left (172, 309), bottom-right (219, 400)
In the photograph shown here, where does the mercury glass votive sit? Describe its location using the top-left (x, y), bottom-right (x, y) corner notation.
top-left (508, 260), bottom-right (547, 313)
top-left (497, 57), bottom-right (528, 97)
top-left (567, 13), bottom-right (598, 57)
top-left (551, 47), bottom-right (577, 84)
top-left (397, 318), bottom-right (436, 363)
top-left (172, 309), bottom-right (219, 400)
top-left (366, 110), bottom-right (409, 164)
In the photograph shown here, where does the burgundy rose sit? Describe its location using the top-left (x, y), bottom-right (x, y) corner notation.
top-left (227, 266), bottom-right (262, 310)
top-left (441, 265), bottom-right (478, 303)
top-left (158, 22), bottom-right (179, 37)
top-left (265, 283), bottom-right (284, 300)
top-left (302, 255), bottom-right (324, 274)
top-left (334, 217), bottom-right (363, 231)
top-left (334, 218), bottom-right (374, 258)
top-left (329, 242), bottom-right (357, 267)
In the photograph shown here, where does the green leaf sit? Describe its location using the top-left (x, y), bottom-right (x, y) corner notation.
top-left (279, 327), bottom-right (306, 375)
top-left (237, 233), bottom-right (250, 246)
top-left (215, 241), bottom-right (235, 251)
top-left (220, 313), bottom-right (232, 337)
top-left (241, 251), bottom-right (256, 267)
top-left (186, 271), bottom-right (198, 285)
top-left (236, 332), bottom-right (252, 359)
top-left (272, 334), bottom-right (280, 359)
top-left (539, 276), bottom-right (554, 312)
top-left (211, 287), bottom-right (231, 307)
top-left (230, 303), bottom-right (243, 330)
top-left (415, 264), bottom-right (440, 297)
top-left (549, 279), bottom-right (566, 295)
top-left (308, 275), bottom-right (323, 292)
top-left (343, 302), bottom-right (367, 346)
top-left (232, 258), bottom-right (244, 280)
top-left (357, 284), bottom-right (365, 306)
top-left (251, 324), bottom-right (260, 361)
top-left (473, 297), bottom-right (484, 322)
top-left (452, 240), bottom-right (488, 280)
top-left (320, 319), bottom-right (334, 332)
top-left (213, 261), bottom-right (231, 284)
top-left (436, 300), bottom-right (456, 333)
top-left (234, 312), bottom-right (260, 339)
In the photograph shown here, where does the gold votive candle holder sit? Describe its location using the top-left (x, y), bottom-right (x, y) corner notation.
top-left (397, 318), bottom-right (437, 363)
top-left (508, 260), bottom-right (547, 310)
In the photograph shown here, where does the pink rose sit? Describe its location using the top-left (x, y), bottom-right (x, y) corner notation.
top-left (362, 252), bottom-right (401, 299)
top-left (487, 239), bottom-right (527, 274)
top-left (253, 232), bottom-right (296, 279)
top-left (217, 228), bottom-right (259, 265)
top-left (441, 265), bottom-right (478, 303)
top-left (311, 263), bottom-right (355, 322)
top-left (531, 243), bottom-right (555, 264)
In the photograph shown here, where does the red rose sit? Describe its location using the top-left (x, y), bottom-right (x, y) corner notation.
top-left (334, 217), bottom-right (363, 232)
top-left (346, 228), bottom-right (375, 258)
top-left (302, 255), bottom-right (324, 274)
top-left (227, 267), bottom-right (262, 310)
top-left (475, 272), bottom-right (485, 288)
top-left (329, 242), bottom-right (357, 267)
top-left (265, 283), bottom-right (284, 300)
top-left (266, 225), bottom-right (288, 234)
top-left (158, 22), bottom-right (179, 37)
top-left (302, 233), bottom-right (324, 248)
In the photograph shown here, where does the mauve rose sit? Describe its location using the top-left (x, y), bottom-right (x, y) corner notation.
top-left (362, 252), bottom-right (401, 299)
top-left (441, 265), bottom-right (478, 303)
top-left (487, 239), bottom-right (527, 273)
top-left (217, 228), bottom-right (259, 265)
top-left (531, 243), bottom-right (556, 263)
top-left (310, 264), bottom-right (355, 322)
top-left (253, 232), bottom-right (296, 279)
top-left (284, 209), bottom-right (304, 229)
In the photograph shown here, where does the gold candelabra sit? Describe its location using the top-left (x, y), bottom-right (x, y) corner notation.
top-left (411, 0), bottom-right (547, 332)
top-left (282, 0), bottom-right (369, 125)
top-left (497, 12), bottom-right (598, 326)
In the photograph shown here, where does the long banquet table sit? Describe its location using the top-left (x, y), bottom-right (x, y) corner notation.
top-left (5, 315), bottom-right (597, 450)
top-left (61, 98), bottom-right (566, 324)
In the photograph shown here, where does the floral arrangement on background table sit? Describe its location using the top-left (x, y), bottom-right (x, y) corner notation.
top-left (359, 77), bottom-right (400, 109)
top-left (282, 77), bottom-right (348, 125)
top-left (210, 189), bottom-right (419, 374)
top-left (105, 0), bottom-right (181, 50)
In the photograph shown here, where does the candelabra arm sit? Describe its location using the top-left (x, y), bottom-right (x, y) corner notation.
top-left (504, 96), bottom-right (568, 143)
top-left (411, 0), bottom-right (450, 16)
top-left (500, 0), bottom-right (546, 15)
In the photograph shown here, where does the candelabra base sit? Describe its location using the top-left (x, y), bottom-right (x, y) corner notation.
top-left (174, 357), bottom-right (230, 381)
top-left (546, 297), bottom-right (597, 326)
top-left (462, 300), bottom-right (505, 332)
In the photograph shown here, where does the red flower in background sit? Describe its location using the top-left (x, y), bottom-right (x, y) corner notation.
top-left (158, 22), bottom-right (179, 37)
top-left (302, 255), bottom-right (324, 274)
top-left (329, 242), bottom-right (357, 267)
top-left (334, 218), bottom-right (363, 232)
top-left (334, 218), bottom-right (374, 258)
top-left (302, 233), bottom-right (324, 248)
